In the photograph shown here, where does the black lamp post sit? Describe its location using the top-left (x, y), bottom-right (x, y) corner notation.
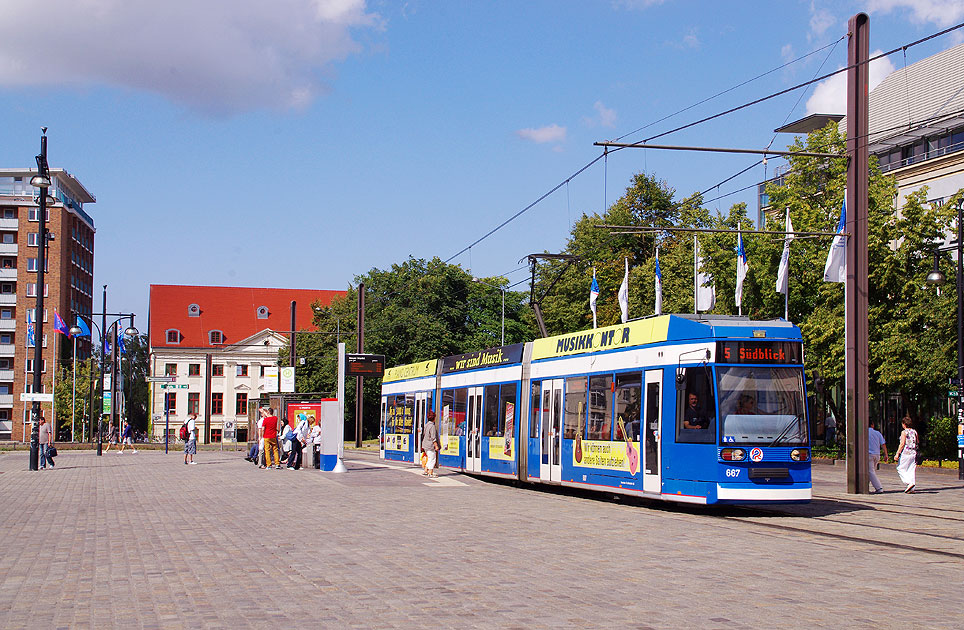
top-left (27, 129), bottom-right (51, 471)
top-left (925, 197), bottom-right (964, 480)
top-left (70, 305), bottom-right (137, 456)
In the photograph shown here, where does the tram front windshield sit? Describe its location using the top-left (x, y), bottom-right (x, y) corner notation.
top-left (717, 366), bottom-right (808, 447)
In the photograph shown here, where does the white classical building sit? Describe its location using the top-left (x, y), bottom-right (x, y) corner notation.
top-left (148, 285), bottom-right (345, 443)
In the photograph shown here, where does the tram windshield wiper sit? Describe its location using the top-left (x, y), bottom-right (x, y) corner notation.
top-left (768, 416), bottom-right (802, 447)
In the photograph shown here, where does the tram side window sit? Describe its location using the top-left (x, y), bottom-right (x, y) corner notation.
top-left (614, 372), bottom-right (642, 441)
top-left (500, 383), bottom-right (517, 439)
top-left (530, 381), bottom-right (541, 439)
top-left (564, 376), bottom-right (587, 439)
top-left (588, 374), bottom-right (613, 440)
top-left (676, 366), bottom-right (716, 444)
top-left (450, 388), bottom-right (467, 436)
top-left (483, 384), bottom-right (501, 436)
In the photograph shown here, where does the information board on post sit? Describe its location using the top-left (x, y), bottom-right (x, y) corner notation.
top-left (346, 353), bottom-right (385, 378)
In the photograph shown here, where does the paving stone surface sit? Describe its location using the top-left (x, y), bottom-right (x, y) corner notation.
top-left (0, 448), bottom-right (961, 629)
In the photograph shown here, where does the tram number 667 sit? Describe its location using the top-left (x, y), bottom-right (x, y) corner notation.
top-left (725, 468), bottom-right (741, 478)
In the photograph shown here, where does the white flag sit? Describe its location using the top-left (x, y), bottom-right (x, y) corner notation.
top-left (735, 224), bottom-right (748, 308)
top-left (618, 258), bottom-right (629, 323)
top-left (654, 249), bottom-right (663, 316)
top-left (823, 196), bottom-right (847, 282)
top-left (589, 269), bottom-right (600, 328)
top-left (776, 208), bottom-right (794, 295)
top-left (696, 239), bottom-right (716, 312)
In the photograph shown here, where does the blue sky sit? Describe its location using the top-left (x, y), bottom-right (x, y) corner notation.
top-left (0, 0), bottom-right (961, 325)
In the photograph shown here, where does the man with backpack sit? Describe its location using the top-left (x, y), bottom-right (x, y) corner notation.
top-left (182, 413), bottom-right (198, 465)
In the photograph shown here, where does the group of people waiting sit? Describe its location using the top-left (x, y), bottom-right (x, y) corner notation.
top-left (247, 407), bottom-right (323, 470)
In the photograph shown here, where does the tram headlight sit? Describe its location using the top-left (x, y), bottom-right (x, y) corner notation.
top-left (721, 448), bottom-right (746, 461)
top-left (790, 448), bottom-right (809, 462)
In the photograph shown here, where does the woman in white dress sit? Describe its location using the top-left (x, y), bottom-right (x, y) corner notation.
top-left (893, 416), bottom-right (919, 493)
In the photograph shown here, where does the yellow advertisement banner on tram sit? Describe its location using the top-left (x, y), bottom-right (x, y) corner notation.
top-left (573, 439), bottom-right (641, 474)
top-left (531, 317), bottom-right (670, 360)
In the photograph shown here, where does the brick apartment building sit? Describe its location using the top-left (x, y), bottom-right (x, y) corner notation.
top-left (148, 285), bottom-right (346, 443)
top-left (0, 169), bottom-right (95, 441)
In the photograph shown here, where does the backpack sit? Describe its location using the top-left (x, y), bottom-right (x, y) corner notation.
top-left (178, 422), bottom-right (189, 441)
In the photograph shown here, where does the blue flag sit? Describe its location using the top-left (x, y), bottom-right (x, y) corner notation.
top-left (118, 334), bottom-right (127, 355)
top-left (589, 270), bottom-right (600, 328)
top-left (26, 311), bottom-right (35, 348)
top-left (655, 249), bottom-right (662, 316)
top-left (74, 317), bottom-right (91, 338)
top-left (54, 311), bottom-right (70, 337)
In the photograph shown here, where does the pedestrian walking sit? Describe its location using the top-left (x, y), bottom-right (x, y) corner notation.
top-left (259, 407), bottom-right (281, 469)
top-left (104, 421), bottom-right (116, 452)
top-left (38, 416), bottom-right (54, 469)
top-left (868, 420), bottom-right (889, 494)
top-left (824, 413), bottom-right (837, 447)
top-left (183, 413), bottom-right (198, 465)
top-left (118, 420), bottom-right (137, 453)
top-left (421, 410), bottom-right (440, 478)
top-left (894, 416), bottom-right (918, 493)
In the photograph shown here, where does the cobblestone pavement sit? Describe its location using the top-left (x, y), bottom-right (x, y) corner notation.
top-left (0, 448), bottom-right (960, 629)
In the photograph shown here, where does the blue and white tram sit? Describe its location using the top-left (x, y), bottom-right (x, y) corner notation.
top-left (379, 315), bottom-right (812, 505)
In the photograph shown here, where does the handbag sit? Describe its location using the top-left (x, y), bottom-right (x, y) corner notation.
top-left (914, 449), bottom-right (924, 465)
top-left (48, 446), bottom-right (57, 458)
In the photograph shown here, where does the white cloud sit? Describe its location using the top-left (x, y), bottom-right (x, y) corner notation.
top-left (0, 0), bottom-right (381, 115)
top-left (805, 51), bottom-right (896, 114)
top-left (516, 124), bottom-right (567, 144)
top-left (681, 28), bottom-right (701, 50)
top-left (809, 8), bottom-right (836, 39)
top-left (866, 0), bottom-right (964, 28)
top-left (611, 0), bottom-right (666, 9)
top-left (585, 101), bottom-right (617, 128)
top-left (781, 44), bottom-right (795, 64)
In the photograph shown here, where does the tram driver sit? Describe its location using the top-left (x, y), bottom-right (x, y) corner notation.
top-left (683, 393), bottom-right (711, 430)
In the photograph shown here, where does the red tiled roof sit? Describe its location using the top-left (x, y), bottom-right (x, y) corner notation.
top-left (149, 285), bottom-right (346, 349)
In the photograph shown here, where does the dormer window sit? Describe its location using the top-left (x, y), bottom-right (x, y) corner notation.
top-left (165, 329), bottom-right (180, 344)
top-left (209, 330), bottom-right (224, 345)
top-left (188, 303), bottom-right (200, 317)
top-left (257, 305), bottom-right (269, 319)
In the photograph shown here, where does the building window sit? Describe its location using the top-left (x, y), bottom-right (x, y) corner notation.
top-left (188, 364), bottom-right (200, 376)
top-left (26, 309), bottom-right (47, 323)
top-left (236, 364), bottom-right (248, 377)
top-left (2, 232), bottom-right (14, 244)
top-left (211, 392), bottom-right (223, 415)
top-left (236, 393), bottom-right (248, 415)
top-left (257, 305), bottom-right (269, 319)
top-left (0, 359), bottom-right (10, 369)
top-left (26, 283), bottom-right (48, 297)
top-left (210, 428), bottom-right (222, 443)
top-left (25, 359), bottom-right (46, 373)
top-left (27, 207), bottom-right (49, 221)
top-left (0, 309), bottom-right (12, 319)
top-left (0, 333), bottom-right (11, 344)
top-left (209, 330), bottom-right (224, 345)
top-left (188, 303), bottom-right (200, 317)
top-left (3, 208), bottom-right (14, 219)
top-left (26, 233), bottom-right (38, 246)
top-left (1, 258), bottom-right (13, 268)
top-left (164, 363), bottom-right (177, 376)
top-left (212, 364), bottom-right (224, 377)
top-left (188, 392), bottom-right (199, 415)
top-left (165, 392), bottom-right (176, 412)
top-left (0, 284), bottom-right (11, 294)
top-left (165, 329), bottom-right (180, 344)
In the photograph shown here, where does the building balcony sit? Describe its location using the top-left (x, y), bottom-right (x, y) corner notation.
top-left (0, 243), bottom-right (16, 256)
top-left (0, 268), bottom-right (15, 281)
top-left (0, 369), bottom-right (13, 381)
top-left (0, 394), bottom-right (13, 406)
top-left (0, 218), bottom-right (16, 231)
top-left (0, 319), bottom-right (14, 332)
top-left (0, 345), bottom-right (15, 357)
top-left (0, 294), bottom-right (15, 306)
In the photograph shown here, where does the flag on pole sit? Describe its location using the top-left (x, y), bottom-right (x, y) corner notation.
top-left (696, 239), bottom-right (716, 312)
top-left (104, 337), bottom-right (111, 356)
top-left (823, 196), bottom-right (847, 282)
top-left (74, 317), bottom-right (91, 338)
top-left (618, 258), bottom-right (629, 323)
top-left (26, 311), bottom-right (35, 348)
top-left (54, 311), bottom-right (70, 337)
top-left (776, 208), bottom-right (794, 295)
top-left (118, 334), bottom-right (127, 355)
top-left (654, 248), bottom-right (663, 316)
top-left (589, 268), bottom-right (599, 328)
top-left (735, 224), bottom-right (748, 309)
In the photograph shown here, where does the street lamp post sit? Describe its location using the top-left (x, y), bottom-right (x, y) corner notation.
top-left (473, 278), bottom-right (506, 346)
top-left (925, 197), bottom-right (964, 480)
top-left (69, 304), bottom-right (137, 456)
top-left (27, 129), bottom-right (51, 471)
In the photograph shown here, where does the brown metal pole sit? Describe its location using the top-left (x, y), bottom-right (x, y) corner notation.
top-left (355, 283), bottom-right (365, 447)
top-left (289, 301), bottom-right (296, 369)
top-left (846, 12), bottom-right (870, 494)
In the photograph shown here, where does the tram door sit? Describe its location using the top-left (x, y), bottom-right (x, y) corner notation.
top-left (413, 393), bottom-right (429, 464)
top-left (643, 370), bottom-right (662, 493)
top-left (540, 379), bottom-right (564, 482)
top-left (465, 386), bottom-right (483, 472)
top-left (379, 397), bottom-right (387, 460)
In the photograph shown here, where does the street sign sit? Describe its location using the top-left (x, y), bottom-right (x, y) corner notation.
top-left (950, 389), bottom-right (960, 398)
top-left (148, 376), bottom-right (177, 383)
top-left (160, 384), bottom-right (189, 389)
top-left (20, 392), bottom-right (53, 402)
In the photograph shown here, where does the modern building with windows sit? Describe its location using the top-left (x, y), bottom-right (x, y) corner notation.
top-left (147, 285), bottom-right (346, 443)
top-left (0, 168), bottom-right (95, 441)
top-left (759, 41), bottom-right (964, 224)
